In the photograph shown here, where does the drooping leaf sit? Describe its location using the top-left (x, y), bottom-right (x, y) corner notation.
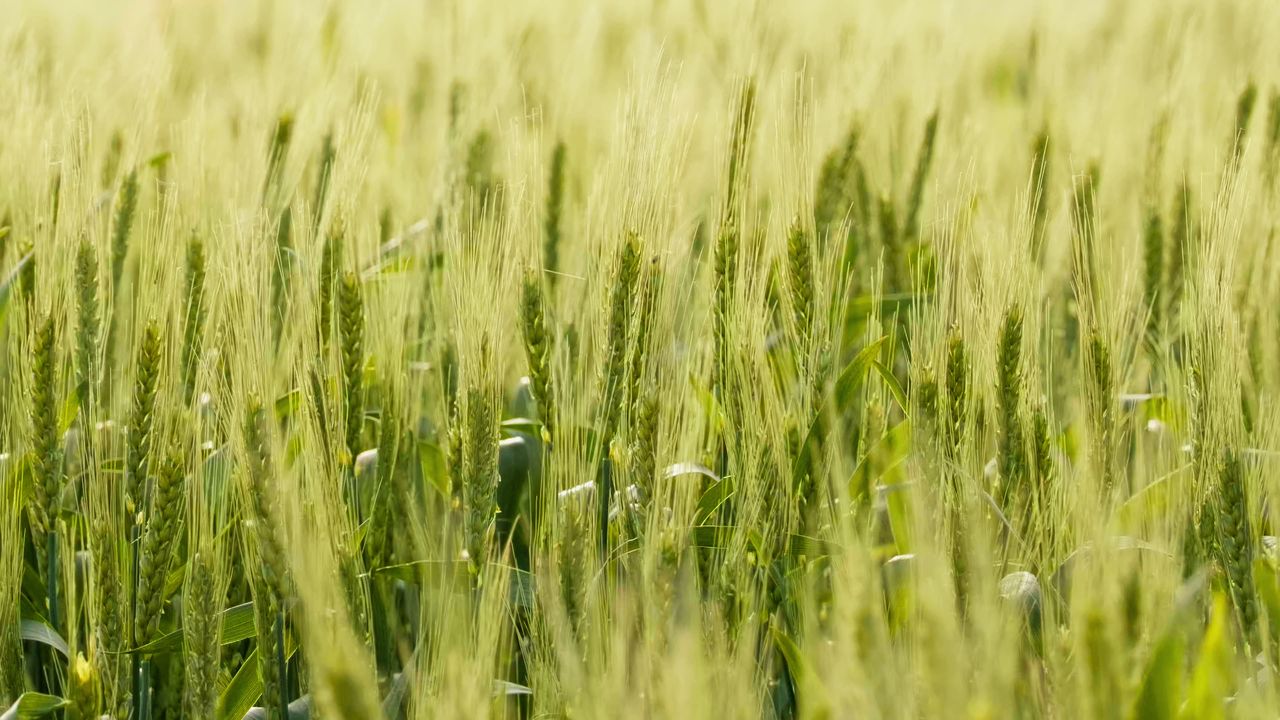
top-left (664, 462), bottom-right (720, 483)
top-left (1116, 465), bottom-right (1192, 529)
top-left (1181, 594), bottom-right (1232, 720)
top-left (694, 479), bottom-right (734, 525)
top-left (870, 359), bottom-right (909, 419)
top-left (18, 619), bottom-right (67, 657)
top-left (217, 647), bottom-right (262, 720)
top-left (0, 250), bottom-right (33, 336)
top-left (244, 695), bottom-right (311, 720)
top-left (1129, 622), bottom-right (1186, 720)
top-left (217, 639), bottom-right (299, 720)
top-left (1253, 559), bottom-right (1280, 646)
top-left (136, 601), bottom-right (256, 654)
top-left (493, 680), bottom-right (533, 697)
top-left (274, 388), bottom-right (303, 420)
top-left (770, 624), bottom-right (828, 717)
top-left (418, 439), bottom-right (448, 499)
top-left (833, 335), bottom-right (887, 412)
top-left (0, 693), bottom-right (69, 720)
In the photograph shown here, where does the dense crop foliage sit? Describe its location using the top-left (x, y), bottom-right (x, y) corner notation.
top-left (4, 0), bottom-right (1280, 717)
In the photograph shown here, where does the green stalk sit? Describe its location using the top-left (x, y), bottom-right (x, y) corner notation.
top-left (46, 533), bottom-right (59, 633)
top-left (274, 612), bottom-right (289, 719)
top-left (136, 657), bottom-right (151, 720)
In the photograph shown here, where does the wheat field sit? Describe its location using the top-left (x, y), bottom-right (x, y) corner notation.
top-left (2, 0), bottom-right (1280, 717)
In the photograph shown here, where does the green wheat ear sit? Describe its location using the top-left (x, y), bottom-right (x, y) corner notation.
top-left (136, 451), bottom-right (185, 643)
top-left (1266, 89), bottom-right (1280, 184)
top-left (262, 111), bottom-right (294, 204)
top-left (18, 239), bottom-right (35, 312)
top-left (181, 233), bottom-right (207, 404)
top-left (520, 267), bottom-right (556, 441)
top-left (629, 386), bottom-right (658, 508)
top-left (367, 394), bottom-right (402, 567)
top-left (271, 207), bottom-right (293, 346)
top-left (813, 122), bottom-right (860, 243)
top-left (544, 140), bottom-right (567, 277)
top-left (319, 217), bottom-right (344, 347)
top-left (338, 270), bottom-right (366, 464)
top-left (1216, 449), bottom-right (1256, 633)
top-left (75, 238), bottom-right (100, 408)
top-left (1230, 81), bottom-right (1258, 170)
top-left (1085, 331), bottom-right (1115, 494)
top-left (712, 220), bottom-right (738, 399)
top-left (1029, 129), bottom-right (1051, 258)
top-left (465, 128), bottom-right (501, 214)
top-left (1165, 181), bottom-right (1192, 322)
top-left (111, 169), bottom-right (139, 293)
top-left (1141, 206), bottom-right (1164, 334)
top-left (625, 257), bottom-right (661, 423)
top-left (721, 78), bottom-right (757, 229)
top-left (125, 321), bottom-right (162, 521)
top-left (599, 232), bottom-right (643, 447)
top-left (903, 110), bottom-right (939, 243)
top-left (786, 217), bottom-right (814, 357)
top-left (312, 131), bottom-right (336, 233)
top-left (103, 167), bottom-right (139, 400)
top-left (28, 315), bottom-right (60, 571)
top-left (243, 396), bottom-right (288, 601)
top-left (102, 130), bottom-right (124, 189)
top-left (461, 337), bottom-right (499, 578)
top-left (995, 304), bottom-right (1025, 510)
top-left (1029, 401), bottom-right (1054, 555)
top-left (182, 550), bottom-right (221, 718)
top-left (943, 327), bottom-right (969, 459)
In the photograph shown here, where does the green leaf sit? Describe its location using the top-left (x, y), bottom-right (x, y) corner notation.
top-left (833, 335), bottom-right (887, 411)
top-left (19, 596), bottom-right (45, 625)
top-left (1129, 622), bottom-right (1186, 720)
top-left (494, 680), bottom-right (533, 697)
top-left (1116, 465), bottom-right (1192, 530)
top-left (769, 624), bottom-right (827, 714)
top-left (870, 359), bottom-right (909, 419)
top-left (1053, 537), bottom-right (1174, 601)
top-left (274, 388), bottom-right (303, 420)
top-left (0, 693), bottom-right (70, 720)
top-left (418, 439), bottom-right (448, 499)
top-left (883, 474), bottom-right (913, 554)
top-left (1253, 558), bottom-right (1280, 644)
top-left (664, 462), bottom-right (720, 483)
top-left (216, 647), bottom-right (261, 720)
top-left (57, 394), bottom-right (79, 436)
top-left (694, 478), bottom-right (734, 525)
top-left (690, 372), bottom-right (727, 434)
top-left (882, 553), bottom-right (915, 631)
top-left (789, 413), bottom-right (824, 495)
top-left (0, 250), bottom-right (32, 336)
top-left (787, 533), bottom-right (828, 559)
top-left (216, 637), bottom-right (299, 720)
top-left (690, 525), bottom-right (736, 549)
top-left (510, 568), bottom-right (535, 610)
top-left (20, 567), bottom-right (44, 617)
top-left (135, 601), bottom-right (256, 654)
top-left (18, 619), bottom-right (67, 657)
top-left (164, 563), bottom-right (187, 600)
top-left (361, 253), bottom-right (418, 281)
top-left (845, 292), bottom-right (925, 318)
top-left (500, 417), bottom-right (542, 435)
top-left (846, 420), bottom-right (911, 504)
top-left (1181, 594), bottom-right (1232, 720)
